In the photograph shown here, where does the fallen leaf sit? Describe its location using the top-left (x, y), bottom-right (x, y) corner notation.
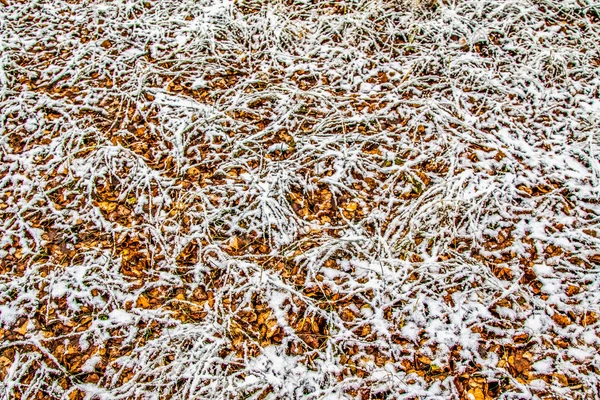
top-left (0, 356), bottom-right (11, 368)
top-left (345, 202), bottom-right (358, 211)
top-left (265, 320), bottom-right (278, 338)
top-left (230, 236), bottom-right (241, 251)
top-left (15, 322), bottom-right (28, 336)
top-left (513, 333), bottom-right (529, 343)
top-left (98, 201), bottom-right (117, 212)
top-left (553, 373), bottom-right (569, 386)
top-left (552, 313), bottom-right (571, 327)
top-left (566, 285), bottom-right (580, 296)
top-left (467, 387), bottom-right (485, 400)
top-left (583, 311), bottom-right (598, 326)
top-left (257, 311), bottom-right (271, 326)
top-left (137, 295), bottom-right (150, 308)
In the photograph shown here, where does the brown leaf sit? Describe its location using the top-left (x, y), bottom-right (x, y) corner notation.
top-left (566, 285), bottom-right (580, 296)
top-left (239, 309), bottom-right (257, 323)
top-left (552, 313), bottom-right (571, 327)
top-left (512, 356), bottom-right (531, 376)
top-left (341, 307), bottom-right (357, 322)
top-left (583, 311), bottom-right (598, 326)
top-left (356, 324), bottom-right (371, 337)
top-left (117, 205), bottom-right (130, 217)
top-left (517, 185), bottom-right (532, 196)
top-left (512, 333), bottom-right (529, 343)
top-left (417, 354), bottom-right (432, 366)
top-left (553, 373), bottom-right (569, 386)
top-left (553, 337), bottom-right (570, 348)
top-left (311, 318), bottom-right (321, 334)
top-left (297, 317), bottom-right (310, 332)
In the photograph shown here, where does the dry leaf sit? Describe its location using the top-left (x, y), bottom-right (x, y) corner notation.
top-left (311, 318), bottom-right (321, 334)
top-left (230, 236), bottom-right (241, 251)
top-left (512, 333), bottom-right (529, 343)
top-left (137, 295), bottom-right (150, 308)
top-left (512, 356), bottom-right (531, 376)
top-left (552, 313), bottom-right (571, 327)
top-left (0, 356), bottom-right (11, 369)
top-left (590, 254), bottom-right (600, 264)
top-left (553, 373), bottom-right (569, 386)
top-left (345, 202), bottom-right (358, 211)
top-left (583, 311), bottom-right (598, 326)
top-left (265, 320), bottom-right (278, 338)
top-left (467, 387), bottom-right (485, 400)
top-left (257, 311), bottom-right (271, 326)
top-left (417, 354), bottom-right (432, 366)
top-left (15, 322), bottom-right (28, 335)
top-left (566, 285), bottom-right (580, 296)
top-left (98, 201), bottom-right (117, 212)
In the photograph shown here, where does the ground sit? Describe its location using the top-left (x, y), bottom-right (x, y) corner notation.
top-left (1, 0), bottom-right (600, 399)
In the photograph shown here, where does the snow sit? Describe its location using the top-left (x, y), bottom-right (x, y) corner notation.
top-left (81, 356), bottom-right (102, 373)
top-left (0, 304), bottom-right (19, 326)
top-left (532, 358), bottom-right (554, 374)
top-left (108, 309), bottom-right (135, 325)
top-left (567, 347), bottom-right (593, 362)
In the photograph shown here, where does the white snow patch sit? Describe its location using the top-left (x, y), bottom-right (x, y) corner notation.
top-left (532, 358), bottom-right (553, 374)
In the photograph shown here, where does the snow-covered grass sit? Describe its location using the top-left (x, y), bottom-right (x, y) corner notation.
top-left (1, 0), bottom-right (599, 398)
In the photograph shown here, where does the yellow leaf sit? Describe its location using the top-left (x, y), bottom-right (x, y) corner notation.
top-left (266, 320), bottom-right (279, 338)
top-left (0, 356), bottom-right (11, 368)
top-left (467, 387), bottom-right (485, 400)
top-left (230, 236), bottom-right (241, 251)
top-left (344, 202), bottom-right (358, 211)
top-left (186, 167), bottom-right (200, 177)
top-left (137, 295), bottom-right (150, 308)
top-left (257, 311), bottom-right (271, 326)
top-left (297, 317), bottom-right (308, 331)
top-left (15, 321), bottom-right (28, 335)
top-left (266, 319), bottom-right (278, 330)
top-left (98, 201), bottom-right (117, 212)
top-left (311, 319), bottom-right (321, 333)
